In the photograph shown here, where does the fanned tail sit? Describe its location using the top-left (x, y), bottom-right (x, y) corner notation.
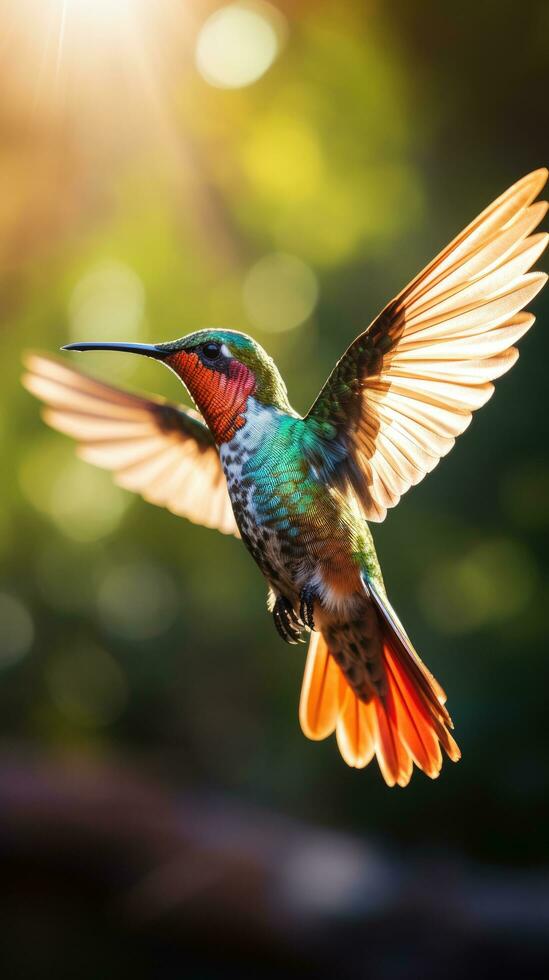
top-left (299, 583), bottom-right (460, 787)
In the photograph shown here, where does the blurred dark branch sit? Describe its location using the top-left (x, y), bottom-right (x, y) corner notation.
top-left (1, 748), bottom-right (549, 979)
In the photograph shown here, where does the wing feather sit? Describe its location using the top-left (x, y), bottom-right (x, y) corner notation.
top-left (305, 170), bottom-right (548, 520)
top-left (22, 353), bottom-right (239, 537)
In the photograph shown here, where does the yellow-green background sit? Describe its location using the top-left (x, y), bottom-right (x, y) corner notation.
top-left (2, 1), bottom-right (548, 975)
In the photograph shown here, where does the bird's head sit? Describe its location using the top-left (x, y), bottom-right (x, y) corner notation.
top-left (63, 328), bottom-right (292, 444)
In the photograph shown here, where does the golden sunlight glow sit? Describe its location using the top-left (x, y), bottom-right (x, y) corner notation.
top-left (3, 0), bottom-right (193, 139)
top-left (196, 1), bottom-right (287, 89)
top-left (5, 0), bottom-right (148, 70)
top-left (61, 0), bottom-right (131, 17)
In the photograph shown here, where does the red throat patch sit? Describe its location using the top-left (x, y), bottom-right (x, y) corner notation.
top-left (166, 351), bottom-right (256, 443)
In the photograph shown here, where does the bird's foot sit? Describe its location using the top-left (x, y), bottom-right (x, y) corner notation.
top-left (273, 596), bottom-right (304, 645)
top-left (299, 586), bottom-right (318, 632)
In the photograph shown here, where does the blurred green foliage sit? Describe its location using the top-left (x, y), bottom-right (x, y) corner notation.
top-left (1, 0), bottom-right (548, 865)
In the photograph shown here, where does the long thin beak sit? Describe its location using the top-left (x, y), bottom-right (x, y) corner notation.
top-left (62, 341), bottom-right (168, 360)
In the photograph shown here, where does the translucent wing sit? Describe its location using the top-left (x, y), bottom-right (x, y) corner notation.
top-left (22, 353), bottom-right (239, 536)
top-left (306, 169), bottom-right (548, 521)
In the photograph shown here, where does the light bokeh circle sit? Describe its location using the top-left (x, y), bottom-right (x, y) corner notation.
top-left (243, 252), bottom-right (319, 333)
top-left (196, 2), bottom-right (286, 89)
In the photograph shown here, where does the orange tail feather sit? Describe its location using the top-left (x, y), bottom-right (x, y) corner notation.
top-left (299, 586), bottom-right (460, 786)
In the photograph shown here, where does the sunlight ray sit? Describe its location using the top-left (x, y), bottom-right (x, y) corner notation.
top-left (54, 0), bottom-right (68, 88)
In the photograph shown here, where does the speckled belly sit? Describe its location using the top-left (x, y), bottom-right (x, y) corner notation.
top-left (219, 403), bottom-right (381, 613)
top-left (221, 446), bottom-right (304, 597)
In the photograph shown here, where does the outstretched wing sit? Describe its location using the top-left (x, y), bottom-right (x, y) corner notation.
top-left (22, 353), bottom-right (239, 536)
top-left (305, 169), bottom-right (548, 521)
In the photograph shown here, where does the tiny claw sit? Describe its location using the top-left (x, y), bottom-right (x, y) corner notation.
top-left (273, 596), bottom-right (303, 645)
top-left (275, 613), bottom-right (298, 645)
top-left (286, 604), bottom-right (301, 626)
top-left (299, 587), bottom-right (317, 631)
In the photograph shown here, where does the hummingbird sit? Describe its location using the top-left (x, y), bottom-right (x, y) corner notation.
top-left (23, 169), bottom-right (548, 786)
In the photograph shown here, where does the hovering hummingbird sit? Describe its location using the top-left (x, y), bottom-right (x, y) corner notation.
top-left (23, 170), bottom-right (548, 786)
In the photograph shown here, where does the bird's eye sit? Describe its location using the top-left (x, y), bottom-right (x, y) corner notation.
top-left (201, 342), bottom-right (221, 361)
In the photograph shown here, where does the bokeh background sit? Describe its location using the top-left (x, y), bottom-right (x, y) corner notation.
top-left (1, 1), bottom-right (549, 976)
